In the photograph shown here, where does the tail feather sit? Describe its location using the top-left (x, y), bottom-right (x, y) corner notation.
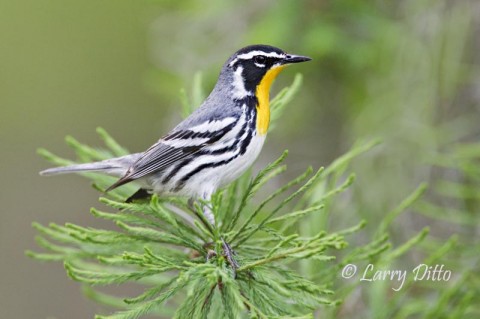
top-left (39, 153), bottom-right (141, 177)
top-left (39, 162), bottom-right (122, 176)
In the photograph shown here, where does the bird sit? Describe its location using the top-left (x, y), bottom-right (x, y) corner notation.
top-left (40, 44), bottom-right (311, 226)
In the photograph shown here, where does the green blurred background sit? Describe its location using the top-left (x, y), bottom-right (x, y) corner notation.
top-left (1, 0), bottom-right (479, 318)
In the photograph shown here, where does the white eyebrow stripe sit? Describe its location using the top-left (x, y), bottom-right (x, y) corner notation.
top-left (229, 51), bottom-right (285, 66)
top-left (236, 51), bottom-right (285, 60)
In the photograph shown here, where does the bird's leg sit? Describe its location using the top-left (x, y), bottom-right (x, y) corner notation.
top-left (221, 237), bottom-right (239, 277)
top-left (202, 204), bottom-right (216, 226)
top-left (196, 194), bottom-right (240, 277)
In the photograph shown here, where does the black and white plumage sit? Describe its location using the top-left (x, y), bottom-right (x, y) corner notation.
top-left (40, 45), bottom-right (311, 223)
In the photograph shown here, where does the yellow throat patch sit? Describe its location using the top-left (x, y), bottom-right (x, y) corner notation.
top-left (255, 65), bottom-right (285, 135)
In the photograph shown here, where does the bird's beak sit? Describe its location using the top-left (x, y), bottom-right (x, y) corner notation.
top-left (282, 54), bottom-right (312, 64)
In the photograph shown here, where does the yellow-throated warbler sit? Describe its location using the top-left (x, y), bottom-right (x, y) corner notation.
top-left (40, 45), bottom-right (311, 225)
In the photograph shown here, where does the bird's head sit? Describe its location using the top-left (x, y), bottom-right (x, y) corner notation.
top-left (223, 44), bottom-right (311, 100)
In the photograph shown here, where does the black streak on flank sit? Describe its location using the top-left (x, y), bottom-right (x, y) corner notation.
top-left (173, 109), bottom-right (256, 192)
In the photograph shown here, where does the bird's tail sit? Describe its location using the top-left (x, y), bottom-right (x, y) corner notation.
top-left (39, 153), bottom-right (141, 177)
top-left (40, 162), bottom-right (121, 176)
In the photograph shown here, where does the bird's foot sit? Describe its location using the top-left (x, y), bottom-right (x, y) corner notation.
top-left (202, 239), bottom-right (239, 278)
top-left (221, 238), bottom-right (239, 278)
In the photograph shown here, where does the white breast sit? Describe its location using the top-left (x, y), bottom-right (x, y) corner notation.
top-left (161, 133), bottom-right (266, 199)
top-left (218, 133), bottom-right (266, 187)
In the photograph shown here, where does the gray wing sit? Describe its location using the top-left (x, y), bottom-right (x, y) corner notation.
top-left (105, 116), bottom-right (238, 191)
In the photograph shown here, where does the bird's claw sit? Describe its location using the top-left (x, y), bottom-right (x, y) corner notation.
top-left (221, 238), bottom-right (239, 278)
top-left (203, 239), bottom-right (240, 278)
